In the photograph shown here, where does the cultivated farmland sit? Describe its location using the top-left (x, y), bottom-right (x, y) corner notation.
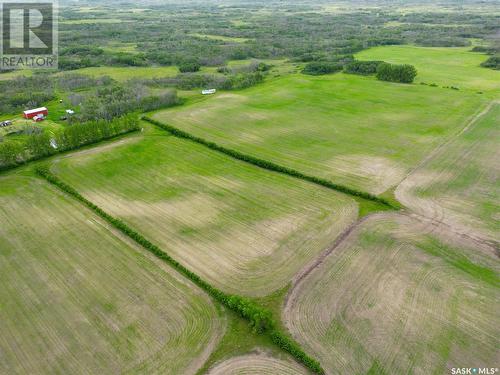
top-left (284, 213), bottom-right (500, 375)
top-left (397, 102), bottom-right (500, 244)
top-left (207, 354), bottom-right (308, 375)
top-left (0, 173), bottom-right (223, 374)
top-left (49, 126), bottom-right (358, 297)
top-left (153, 47), bottom-right (494, 195)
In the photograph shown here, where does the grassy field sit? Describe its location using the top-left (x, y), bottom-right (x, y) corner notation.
top-left (49, 125), bottom-right (357, 297)
top-left (284, 213), bottom-right (500, 375)
top-left (190, 33), bottom-right (250, 43)
top-left (63, 66), bottom-right (179, 82)
top-left (356, 46), bottom-right (500, 96)
top-left (207, 354), bottom-right (307, 374)
top-left (0, 172), bottom-right (223, 374)
top-left (60, 18), bottom-right (126, 25)
top-left (397, 102), bottom-right (500, 243)
top-left (153, 50), bottom-right (489, 194)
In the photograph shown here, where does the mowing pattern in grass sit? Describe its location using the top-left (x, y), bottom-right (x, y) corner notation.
top-left (356, 46), bottom-right (500, 96)
top-left (284, 213), bottom-right (500, 375)
top-left (36, 166), bottom-right (326, 373)
top-left (207, 354), bottom-right (308, 375)
top-left (397, 102), bottom-right (500, 243)
top-left (0, 174), bottom-right (223, 375)
top-left (49, 127), bottom-right (357, 297)
top-left (153, 53), bottom-right (487, 194)
top-left (143, 117), bottom-right (395, 208)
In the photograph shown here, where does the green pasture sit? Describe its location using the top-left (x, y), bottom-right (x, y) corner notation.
top-left (154, 50), bottom-right (488, 194)
top-left (356, 45), bottom-right (500, 96)
top-left (49, 125), bottom-right (357, 297)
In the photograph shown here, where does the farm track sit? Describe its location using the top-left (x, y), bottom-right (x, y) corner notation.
top-left (395, 100), bottom-right (500, 246)
top-left (396, 100), bottom-right (498, 186)
top-left (284, 214), bottom-right (377, 310)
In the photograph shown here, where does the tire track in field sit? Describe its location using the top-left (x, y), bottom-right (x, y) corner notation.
top-left (284, 213), bottom-right (377, 310)
top-left (394, 100), bottom-right (500, 247)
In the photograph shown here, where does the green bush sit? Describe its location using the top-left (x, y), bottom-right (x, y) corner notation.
top-left (376, 63), bottom-right (417, 83)
top-left (179, 62), bottom-right (201, 73)
top-left (303, 61), bottom-right (343, 75)
top-left (344, 60), bottom-right (383, 75)
top-left (481, 56), bottom-right (500, 70)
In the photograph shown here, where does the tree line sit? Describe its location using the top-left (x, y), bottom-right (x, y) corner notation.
top-left (0, 115), bottom-right (139, 171)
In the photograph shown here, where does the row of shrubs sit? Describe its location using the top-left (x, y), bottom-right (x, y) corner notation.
top-left (143, 117), bottom-right (395, 208)
top-left (35, 167), bottom-right (325, 374)
top-left (0, 115), bottom-right (140, 171)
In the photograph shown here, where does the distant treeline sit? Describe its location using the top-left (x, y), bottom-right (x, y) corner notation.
top-left (0, 115), bottom-right (139, 171)
top-left (56, 2), bottom-right (498, 72)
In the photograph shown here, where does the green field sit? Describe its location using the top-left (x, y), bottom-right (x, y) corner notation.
top-left (357, 46), bottom-right (500, 96)
top-left (397, 102), bottom-right (500, 243)
top-left (49, 126), bottom-right (357, 297)
top-left (190, 33), bottom-right (250, 43)
top-left (63, 66), bottom-right (179, 82)
top-left (0, 173), bottom-right (223, 374)
top-left (153, 49), bottom-right (490, 194)
top-left (284, 213), bottom-right (500, 375)
top-left (60, 18), bottom-right (126, 25)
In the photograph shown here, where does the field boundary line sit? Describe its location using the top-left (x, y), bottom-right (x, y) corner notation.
top-left (396, 100), bottom-right (499, 189)
top-left (35, 167), bottom-right (326, 375)
top-left (142, 116), bottom-right (397, 209)
top-left (284, 213), bottom-right (376, 312)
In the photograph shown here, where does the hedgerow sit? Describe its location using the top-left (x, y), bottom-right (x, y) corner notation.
top-left (35, 167), bottom-right (325, 374)
top-left (0, 115), bottom-right (140, 172)
top-left (142, 116), bottom-right (395, 209)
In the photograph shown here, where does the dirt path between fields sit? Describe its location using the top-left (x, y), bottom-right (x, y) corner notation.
top-left (283, 213), bottom-right (376, 309)
top-left (394, 99), bottom-right (500, 247)
top-left (397, 100), bottom-right (499, 186)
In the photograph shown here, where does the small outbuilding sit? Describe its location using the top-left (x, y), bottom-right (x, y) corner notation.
top-left (23, 107), bottom-right (48, 119)
top-left (202, 89), bottom-right (216, 95)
